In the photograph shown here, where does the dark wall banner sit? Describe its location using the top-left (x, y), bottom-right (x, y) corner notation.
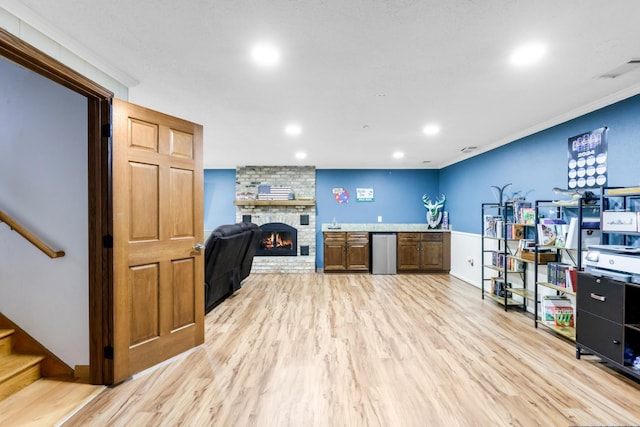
top-left (567, 127), bottom-right (608, 190)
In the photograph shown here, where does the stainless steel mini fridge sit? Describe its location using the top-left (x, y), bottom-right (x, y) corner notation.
top-left (371, 233), bottom-right (397, 274)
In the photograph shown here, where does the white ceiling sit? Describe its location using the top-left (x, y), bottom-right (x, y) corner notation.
top-left (5, 0), bottom-right (640, 169)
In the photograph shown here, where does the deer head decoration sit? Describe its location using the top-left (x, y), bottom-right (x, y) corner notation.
top-left (422, 194), bottom-right (446, 228)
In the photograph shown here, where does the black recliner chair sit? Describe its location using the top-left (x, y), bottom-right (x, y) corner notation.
top-left (203, 222), bottom-right (261, 313)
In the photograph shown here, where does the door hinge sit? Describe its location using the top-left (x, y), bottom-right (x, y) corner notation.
top-left (104, 345), bottom-right (114, 360)
top-left (103, 234), bottom-right (113, 249)
top-left (102, 123), bottom-right (111, 138)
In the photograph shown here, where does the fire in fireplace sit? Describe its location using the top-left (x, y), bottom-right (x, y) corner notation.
top-left (256, 222), bottom-right (297, 256)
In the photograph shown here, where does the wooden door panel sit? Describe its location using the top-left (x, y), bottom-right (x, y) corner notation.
top-left (324, 242), bottom-right (347, 271)
top-left (112, 98), bottom-right (204, 383)
top-left (397, 241), bottom-right (420, 270)
top-left (172, 258), bottom-right (196, 329)
top-left (129, 162), bottom-right (159, 240)
top-left (129, 264), bottom-right (160, 346)
top-left (421, 241), bottom-right (443, 270)
top-left (170, 168), bottom-right (194, 238)
top-left (170, 129), bottom-right (194, 159)
top-left (129, 118), bottom-right (159, 151)
top-left (346, 242), bottom-right (369, 271)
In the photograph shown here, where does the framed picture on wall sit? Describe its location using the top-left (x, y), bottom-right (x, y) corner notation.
top-left (356, 187), bottom-right (374, 202)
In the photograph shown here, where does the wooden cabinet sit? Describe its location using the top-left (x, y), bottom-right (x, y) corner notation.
top-left (323, 232), bottom-right (369, 272)
top-left (576, 272), bottom-right (640, 380)
top-left (323, 232), bottom-right (348, 272)
top-left (397, 232), bottom-right (450, 272)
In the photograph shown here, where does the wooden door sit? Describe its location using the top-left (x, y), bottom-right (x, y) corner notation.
top-left (111, 99), bottom-right (204, 383)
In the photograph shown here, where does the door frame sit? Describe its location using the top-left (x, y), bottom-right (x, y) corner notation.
top-left (0, 29), bottom-right (114, 384)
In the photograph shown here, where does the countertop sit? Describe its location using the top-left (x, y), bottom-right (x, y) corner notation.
top-left (321, 223), bottom-right (450, 232)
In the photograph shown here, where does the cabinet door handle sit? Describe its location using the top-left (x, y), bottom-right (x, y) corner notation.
top-left (613, 340), bottom-right (621, 345)
top-left (590, 293), bottom-right (606, 302)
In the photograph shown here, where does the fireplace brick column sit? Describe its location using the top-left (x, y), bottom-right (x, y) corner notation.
top-left (235, 166), bottom-right (316, 273)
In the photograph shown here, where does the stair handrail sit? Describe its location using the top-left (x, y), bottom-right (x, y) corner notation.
top-left (0, 210), bottom-right (65, 259)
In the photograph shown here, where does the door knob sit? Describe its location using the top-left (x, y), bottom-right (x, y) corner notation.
top-left (193, 243), bottom-right (204, 251)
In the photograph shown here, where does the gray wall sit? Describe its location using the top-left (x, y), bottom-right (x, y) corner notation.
top-left (0, 56), bottom-right (89, 367)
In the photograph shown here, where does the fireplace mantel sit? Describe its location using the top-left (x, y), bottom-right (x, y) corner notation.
top-left (234, 200), bottom-right (315, 209)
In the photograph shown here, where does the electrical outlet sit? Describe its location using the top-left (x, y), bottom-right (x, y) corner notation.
top-left (377, 216), bottom-right (382, 222)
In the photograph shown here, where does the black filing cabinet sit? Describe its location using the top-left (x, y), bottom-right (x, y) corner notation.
top-left (576, 272), bottom-right (640, 380)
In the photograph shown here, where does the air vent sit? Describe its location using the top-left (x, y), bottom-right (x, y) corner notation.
top-left (460, 146), bottom-right (477, 153)
top-left (598, 59), bottom-right (640, 79)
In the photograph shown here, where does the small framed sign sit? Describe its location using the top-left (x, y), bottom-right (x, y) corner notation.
top-left (356, 187), bottom-right (374, 202)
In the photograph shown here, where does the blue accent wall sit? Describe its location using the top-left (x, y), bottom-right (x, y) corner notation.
top-left (440, 94), bottom-right (640, 234)
top-left (315, 169), bottom-right (440, 224)
top-left (204, 169), bottom-right (236, 230)
top-left (315, 169), bottom-right (440, 268)
top-left (204, 94), bottom-right (640, 269)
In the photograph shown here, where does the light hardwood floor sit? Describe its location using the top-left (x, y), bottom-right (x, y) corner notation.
top-left (64, 273), bottom-right (640, 426)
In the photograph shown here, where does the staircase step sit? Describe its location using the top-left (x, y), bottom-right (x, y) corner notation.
top-left (0, 354), bottom-right (45, 401)
top-left (0, 329), bottom-right (14, 356)
top-left (0, 378), bottom-right (105, 426)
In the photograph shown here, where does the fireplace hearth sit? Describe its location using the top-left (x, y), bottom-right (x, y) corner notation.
top-left (256, 222), bottom-right (297, 256)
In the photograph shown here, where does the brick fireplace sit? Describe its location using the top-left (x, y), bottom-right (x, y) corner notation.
top-left (235, 166), bottom-right (316, 273)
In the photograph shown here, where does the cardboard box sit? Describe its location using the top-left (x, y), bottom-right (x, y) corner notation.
top-left (521, 251), bottom-right (557, 264)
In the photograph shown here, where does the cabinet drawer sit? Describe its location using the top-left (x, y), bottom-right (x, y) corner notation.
top-left (398, 232), bottom-right (420, 241)
top-left (421, 232), bottom-right (443, 242)
top-left (577, 273), bottom-right (623, 323)
top-left (324, 232), bottom-right (346, 242)
top-left (577, 309), bottom-right (623, 363)
top-left (347, 232), bottom-right (369, 241)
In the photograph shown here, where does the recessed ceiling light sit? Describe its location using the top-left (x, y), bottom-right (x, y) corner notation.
top-left (392, 151), bottom-right (404, 159)
top-left (422, 124), bottom-right (440, 136)
top-left (250, 43), bottom-right (280, 67)
top-left (295, 151), bottom-right (307, 160)
top-left (510, 43), bottom-right (546, 66)
top-left (285, 123), bottom-right (302, 136)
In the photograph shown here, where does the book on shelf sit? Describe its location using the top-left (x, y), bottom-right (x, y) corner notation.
top-left (566, 267), bottom-right (578, 292)
top-left (546, 262), bottom-right (577, 291)
top-left (564, 217), bottom-right (579, 249)
top-left (511, 201), bottom-right (530, 224)
top-left (495, 218), bottom-right (505, 238)
top-left (484, 214), bottom-right (500, 237)
top-left (491, 277), bottom-right (512, 298)
top-left (521, 207), bottom-right (536, 225)
top-left (541, 296), bottom-right (574, 327)
top-left (505, 224), bottom-right (525, 240)
top-left (537, 219), bottom-right (568, 247)
top-left (514, 239), bottom-right (530, 257)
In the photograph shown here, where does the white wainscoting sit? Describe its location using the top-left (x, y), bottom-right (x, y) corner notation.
top-left (449, 231), bottom-right (482, 288)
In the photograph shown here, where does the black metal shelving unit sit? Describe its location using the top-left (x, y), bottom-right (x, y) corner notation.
top-left (481, 201), bottom-right (531, 311)
top-left (533, 196), bottom-right (600, 341)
